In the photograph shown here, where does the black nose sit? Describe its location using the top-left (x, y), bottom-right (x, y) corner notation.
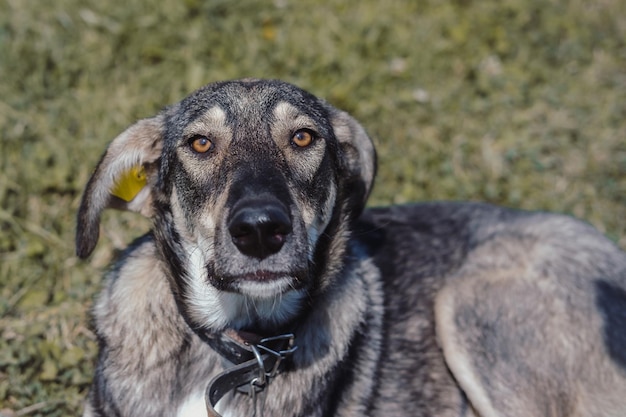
top-left (228, 201), bottom-right (292, 259)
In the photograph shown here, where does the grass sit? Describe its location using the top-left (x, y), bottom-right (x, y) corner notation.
top-left (1, 0), bottom-right (625, 415)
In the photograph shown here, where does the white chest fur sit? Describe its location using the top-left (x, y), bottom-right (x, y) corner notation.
top-left (176, 389), bottom-right (208, 417)
top-left (176, 389), bottom-right (235, 417)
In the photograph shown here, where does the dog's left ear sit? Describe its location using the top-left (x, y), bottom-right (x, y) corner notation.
top-left (331, 110), bottom-right (377, 219)
top-left (76, 115), bottom-right (164, 259)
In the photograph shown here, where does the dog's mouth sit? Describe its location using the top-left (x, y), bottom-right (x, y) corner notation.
top-left (238, 270), bottom-right (292, 282)
top-left (209, 266), bottom-right (308, 298)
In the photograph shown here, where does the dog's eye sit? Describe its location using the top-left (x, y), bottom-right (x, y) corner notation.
top-left (291, 129), bottom-right (315, 148)
top-left (189, 136), bottom-right (214, 154)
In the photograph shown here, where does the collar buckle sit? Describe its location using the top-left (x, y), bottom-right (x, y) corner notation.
top-left (205, 331), bottom-right (297, 417)
top-left (256, 333), bottom-right (297, 379)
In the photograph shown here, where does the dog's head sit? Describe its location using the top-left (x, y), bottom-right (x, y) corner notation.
top-left (76, 79), bottom-right (376, 332)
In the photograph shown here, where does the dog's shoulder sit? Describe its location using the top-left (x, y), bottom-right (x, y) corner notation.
top-left (97, 233), bottom-right (165, 303)
top-left (92, 233), bottom-right (189, 357)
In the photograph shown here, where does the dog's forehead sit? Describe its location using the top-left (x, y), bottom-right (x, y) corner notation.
top-left (177, 80), bottom-right (329, 130)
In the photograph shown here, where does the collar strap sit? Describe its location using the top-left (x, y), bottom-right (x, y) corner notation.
top-left (204, 331), bottom-right (297, 417)
top-left (205, 329), bottom-right (266, 365)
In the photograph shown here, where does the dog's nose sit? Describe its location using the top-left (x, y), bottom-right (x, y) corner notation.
top-left (228, 202), bottom-right (292, 259)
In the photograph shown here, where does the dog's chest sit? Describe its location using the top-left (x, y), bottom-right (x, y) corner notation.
top-left (176, 389), bottom-right (241, 417)
top-left (176, 388), bottom-right (212, 417)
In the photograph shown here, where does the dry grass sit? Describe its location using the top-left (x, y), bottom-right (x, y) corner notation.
top-left (1, 0), bottom-right (625, 415)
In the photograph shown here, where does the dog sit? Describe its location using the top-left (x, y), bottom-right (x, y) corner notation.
top-left (76, 79), bottom-right (626, 417)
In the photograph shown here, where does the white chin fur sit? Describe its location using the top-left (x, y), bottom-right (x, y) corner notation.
top-left (184, 246), bottom-right (305, 330)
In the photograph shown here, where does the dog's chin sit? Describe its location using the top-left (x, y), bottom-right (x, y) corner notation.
top-left (184, 273), bottom-right (307, 332)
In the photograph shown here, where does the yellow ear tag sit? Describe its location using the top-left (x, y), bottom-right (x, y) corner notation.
top-left (111, 166), bottom-right (147, 202)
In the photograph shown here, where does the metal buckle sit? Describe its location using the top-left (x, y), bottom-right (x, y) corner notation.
top-left (256, 333), bottom-right (297, 379)
top-left (246, 334), bottom-right (297, 417)
top-left (205, 332), bottom-right (298, 417)
top-left (241, 333), bottom-right (297, 395)
top-left (249, 344), bottom-right (267, 389)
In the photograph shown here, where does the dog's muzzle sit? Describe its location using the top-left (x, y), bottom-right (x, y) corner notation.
top-left (228, 199), bottom-right (292, 260)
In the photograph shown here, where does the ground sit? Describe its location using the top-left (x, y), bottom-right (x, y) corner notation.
top-left (0, 0), bottom-right (625, 415)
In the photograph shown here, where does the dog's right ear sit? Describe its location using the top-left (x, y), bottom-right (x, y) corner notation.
top-left (330, 110), bottom-right (377, 220)
top-left (76, 116), bottom-right (164, 259)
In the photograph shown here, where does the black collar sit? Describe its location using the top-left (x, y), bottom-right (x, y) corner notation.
top-left (204, 329), bottom-right (297, 417)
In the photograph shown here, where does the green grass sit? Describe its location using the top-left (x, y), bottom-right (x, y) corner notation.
top-left (1, 0), bottom-right (625, 415)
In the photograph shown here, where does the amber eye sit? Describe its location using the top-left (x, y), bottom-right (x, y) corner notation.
top-left (189, 136), bottom-right (214, 154)
top-left (291, 129), bottom-right (315, 148)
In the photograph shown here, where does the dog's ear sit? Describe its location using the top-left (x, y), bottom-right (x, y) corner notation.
top-left (331, 110), bottom-right (377, 219)
top-left (76, 116), bottom-right (164, 258)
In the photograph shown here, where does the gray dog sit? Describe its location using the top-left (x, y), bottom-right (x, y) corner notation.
top-left (76, 79), bottom-right (626, 417)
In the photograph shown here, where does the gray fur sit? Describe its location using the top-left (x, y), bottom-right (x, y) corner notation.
top-left (77, 79), bottom-right (626, 417)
